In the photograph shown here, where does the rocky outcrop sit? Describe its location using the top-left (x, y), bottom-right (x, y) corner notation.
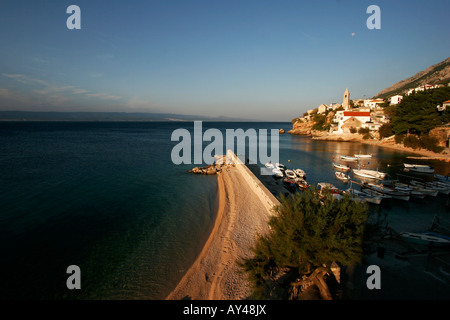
top-left (288, 118), bottom-right (314, 136)
top-left (189, 155), bottom-right (235, 175)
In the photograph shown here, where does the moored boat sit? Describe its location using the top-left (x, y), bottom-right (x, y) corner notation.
top-left (283, 178), bottom-right (297, 191)
top-left (340, 155), bottom-right (358, 161)
top-left (265, 162), bottom-right (274, 169)
top-left (317, 182), bottom-right (342, 200)
top-left (285, 169), bottom-right (296, 179)
top-left (344, 187), bottom-right (382, 204)
top-left (353, 168), bottom-right (386, 180)
top-left (404, 163), bottom-right (435, 174)
top-left (410, 180), bottom-right (450, 195)
top-left (400, 232), bottom-right (450, 247)
top-left (295, 178), bottom-right (310, 190)
top-left (335, 171), bottom-right (350, 182)
top-left (393, 182), bottom-right (438, 197)
top-left (293, 168), bottom-right (306, 178)
top-left (354, 154), bottom-right (372, 158)
top-left (272, 168), bottom-right (284, 178)
top-left (361, 182), bottom-right (410, 201)
top-left (332, 162), bottom-right (350, 172)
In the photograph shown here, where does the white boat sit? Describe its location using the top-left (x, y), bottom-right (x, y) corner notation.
top-left (317, 182), bottom-right (342, 200)
top-left (392, 183), bottom-right (425, 199)
top-left (353, 168), bottom-right (387, 180)
top-left (400, 232), bottom-right (450, 247)
top-left (293, 169), bottom-right (306, 178)
top-left (335, 171), bottom-right (350, 182)
top-left (285, 169), bottom-right (296, 179)
top-left (354, 154), bottom-right (372, 158)
top-left (265, 162), bottom-right (274, 169)
top-left (394, 182), bottom-right (438, 197)
top-left (362, 183), bottom-right (410, 201)
top-left (332, 162), bottom-right (350, 172)
top-left (404, 163), bottom-right (435, 174)
top-left (275, 163), bottom-right (286, 171)
top-left (340, 155), bottom-right (358, 161)
top-left (272, 168), bottom-right (284, 178)
top-left (360, 187), bottom-right (392, 200)
top-left (410, 180), bottom-right (450, 195)
top-left (344, 188), bottom-right (382, 205)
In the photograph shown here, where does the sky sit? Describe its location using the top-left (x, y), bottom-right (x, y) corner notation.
top-left (0, 0), bottom-right (449, 121)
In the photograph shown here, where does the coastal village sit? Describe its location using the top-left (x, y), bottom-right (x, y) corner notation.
top-left (182, 75), bottom-right (450, 300)
top-left (289, 84), bottom-right (450, 151)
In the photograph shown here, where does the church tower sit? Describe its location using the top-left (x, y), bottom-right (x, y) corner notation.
top-left (342, 88), bottom-right (350, 110)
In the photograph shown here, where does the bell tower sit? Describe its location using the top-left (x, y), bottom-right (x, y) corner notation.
top-left (342, 88), bottom-right (350, 110)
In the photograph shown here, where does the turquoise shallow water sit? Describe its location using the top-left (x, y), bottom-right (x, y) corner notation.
top-left (1, 121), bottom-right (449, 299)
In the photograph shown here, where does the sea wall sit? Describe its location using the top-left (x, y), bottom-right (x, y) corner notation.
top-left (226, 150), bottom-right (280, 213)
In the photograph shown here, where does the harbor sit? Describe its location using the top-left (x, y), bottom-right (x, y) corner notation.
top-left (247, 141), bottom-right (450, 299)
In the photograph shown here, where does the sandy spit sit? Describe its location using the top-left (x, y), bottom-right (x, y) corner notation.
top-left (166, 167), bottom-right (274, 300)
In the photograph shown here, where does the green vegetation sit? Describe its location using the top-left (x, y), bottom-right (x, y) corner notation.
top-left (311, 113), bottom-right (330, 131)
top-left (378, 123), bottom-right (394, 139)
top-left (238, 189), bottom-right (368, 300)
top-left (357, 127), bottom-right (371, 139)
top-left (387, 86), bottom-right (450, 153)
top-left (391, 86), bottom-right (450, 135)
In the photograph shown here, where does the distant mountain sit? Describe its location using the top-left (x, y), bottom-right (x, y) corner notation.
top-left (375, 57), bottom-right (450, 99)
top-left (0, 111), bottom-right (254, 122)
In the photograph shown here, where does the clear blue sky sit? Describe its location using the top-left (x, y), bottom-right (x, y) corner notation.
top-left (0, 0), bottom-right (449, 121)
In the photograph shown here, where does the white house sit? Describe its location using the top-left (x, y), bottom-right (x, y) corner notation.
top-left (364, 99), bottom-right (384, 109)
top-left (390, 95), bottom-right (403, 105)
top-left (333, 111), bottom-right (372, 134)
top-left (317, 104), bottom-right (330, 114)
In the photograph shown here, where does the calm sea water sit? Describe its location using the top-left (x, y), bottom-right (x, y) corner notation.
top-left (1, 121), bottom-right (450, 299)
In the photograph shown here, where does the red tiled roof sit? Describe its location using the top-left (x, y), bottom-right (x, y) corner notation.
top-left (343, 112), bottom-right (371, 117)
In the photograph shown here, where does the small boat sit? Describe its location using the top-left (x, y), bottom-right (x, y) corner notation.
top-left (317, 182), bottom-right (343, 200)
top-left (404, 163), bottom-right (435, 174)
top-left (335, 171), bottom-right (350, 182)
top-left (293, 168), bottom-right (306, 178)
top-left (354, 154), bottom-right (372, 158)
top-left (285, 169), bottom-right (296, 179)
top-left (392, 183), bottom-right (425, 199)
top-left (275, 163), bottom-right (286, 171)
top-left (295, 178), bottom-right (310, 190)
top-left (394, 182), bottom-right (438, 197)
top-left (410, 180), bottom-right (450, 195)
top-left (332, 162), bottom-right (350, 172)
top-left (424, 231), bottom-right (450, 241)
top-left (340, 155), bottom-right (358, 161)
top-left (434, 174), bottom-right (450, 184)
top-left (283, 178), bottom-right (297, 191)
top-left (344, 188), bottom-right (382, 205)
top-left (265, 162), bottom-right (274, 169)
top-left (360, 187), bottom-right (392, 200)
top-left (353, 168), bottom-right (387, 180)
top-left (361, 182), bottom-right (410, 201)
top-left (400, 232), bottom-right (450, 247)
top-left (272, 168), bottom-right (284, 178)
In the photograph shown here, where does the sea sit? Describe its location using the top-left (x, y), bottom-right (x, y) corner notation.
top-left (1, 121), bottom-right (450, 299)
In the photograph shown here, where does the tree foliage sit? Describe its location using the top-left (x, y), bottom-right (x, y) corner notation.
top-left (391, 86), bottom-right (450, 135)
top-left (238, 189), bottom-right (368, 299)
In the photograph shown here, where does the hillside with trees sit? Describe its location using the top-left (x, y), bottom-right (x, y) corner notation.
top-left (386, 86), bottom-right (450, 152)
top-left (376, 57), bottom-right (450, 99)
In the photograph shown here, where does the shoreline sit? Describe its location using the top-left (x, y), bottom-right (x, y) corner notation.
top-left (166, 164), bottom-right (277, 300)
top-left (299, 132), bottom-right (450, 162)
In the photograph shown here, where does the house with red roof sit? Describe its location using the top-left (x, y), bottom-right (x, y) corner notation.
top-left (332, 110), bottom-right (373, 134)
